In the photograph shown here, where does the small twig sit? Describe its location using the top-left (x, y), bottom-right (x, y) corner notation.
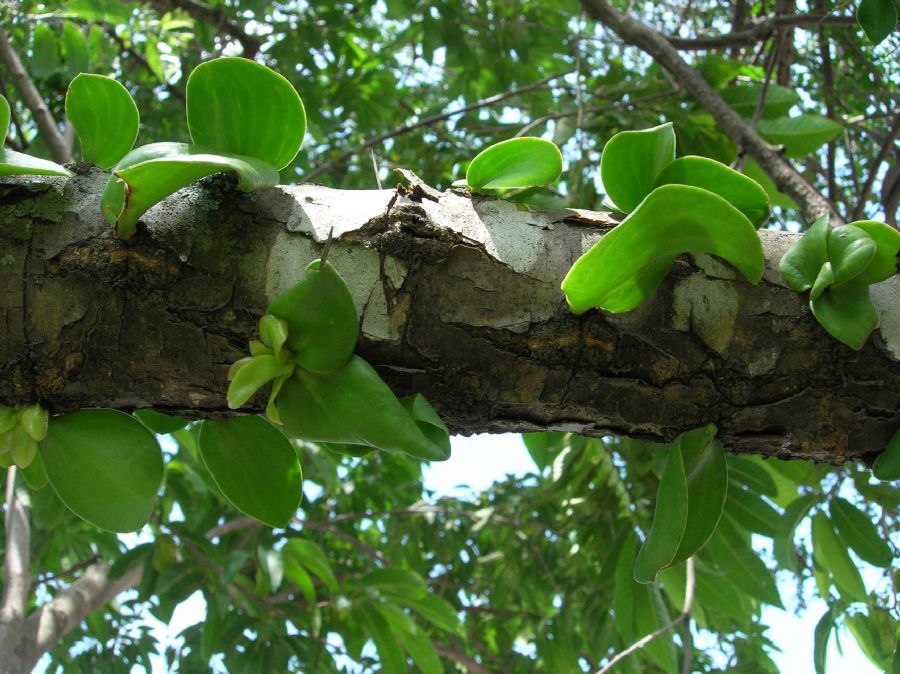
top-left (33, 554), bottom-right (100, 589)
top-left (667, 12), bottom-right (856, 50)
top-left (852, 113), bottom-right (900, 221)
top-left (320, 227), bottom-right (335, 265)
top-left (596, 557), bottom-right (696, 674)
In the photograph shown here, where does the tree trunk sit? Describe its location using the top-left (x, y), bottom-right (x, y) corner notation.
top-left (1, 167), bottom-right (898, 463)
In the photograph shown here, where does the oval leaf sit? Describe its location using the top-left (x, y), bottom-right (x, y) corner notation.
top-left (198, 416), bottom-right (302, 528)
top-left (267, 259), bottom-right (359, 374)
top-left (849, 220), bottom-right (900, 283)
top-left (654, 155), bottom-right (770, 227)
top-left (186, 57), bottom-right (305, 170)
top-left (276, 355), bottom-right (450, 461)
top-left (857, 0), bottom-right (898, 44)
top-left (873, 429), bottom-right (900, 481)
top-left (758, 114), bottom-right (843, 158)
top-left (829, 497), bottom-right (893, 567)
top-left (41, 409), bottom-right (163, 532)
top-left (562, 184), bottom-right (765, 314)
top-left (465, 137), bottom-right (562, 191)
top-left (600, 122), bottom-right (675, 213)
top-left (102, 141), bottom-right (280, 239)
top-left (66, 73), bottom-right (139, 169)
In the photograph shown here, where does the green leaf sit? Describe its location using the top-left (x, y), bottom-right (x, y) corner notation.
top-left (0, 95), bottom-right (9, 140)
top-left (399, 594), bottom-right (462, 636)
top-left (66, 73), bottom-right (139, 169)
top-left (465, 137), bottom-right (562, 191)
top-left (720, 82), bottom-right (800, 119)
top-left (600, 122), bottom-right (675, 213)
top-left (102, 142), bottom-right (280, 239)
top-left (829, 497), bottom-right (893, 567)
top-left (8, 425), bottom-right (38, 469)
top-left (758, 114), bottom-right (843, 158)
top-left (259, 315), bottom-right (289, 361)
top-left (276, 356), bottom-right (451, 461)
top-left (744, 158), bottom-right (798, 210)
top-left (186, 57), bottom-right (306, 170)
top-left (671, 426), bottom-right (728, 564)
top-left (857, 0), bottom-right (898, 44)
top-left (20, 451), bottom-right (48, 490)
top-left (20, 404), bottom-right (48, 442)
top-left (398, 629), bottom-right (444, 674)
top-left (399, 394), bottom-right (451, 460)
top-left (873, 429), bottom-right (900, 480)
top-left (725, 487), bottom-right (781, 537)
top-left (811, 512), bottom-right (868, 601)
top-left (706, 516), bottom-right (783, 607)
top-left (814, 605), bottom-right (840, 674)
top-left (40, 409), bottom-right (163, 532)
top-left (633, 443), bottom-right (688, 583)
top-left (198, 416), bottom-right (302, 528)
top-left (633, 583), bottom-right (678, 671)
top-left (810, 275), bottom-right (878, 350)
top-left (133, 410), bottom-right (189, 435)
top-left (31, 23), bottom-right (60, 79)
top-left (845, 609), bottom-right (896, 670)
top-left (521, 432), bottom-right (568, 471)
top-left (362, 568), bottom-right (428, 599)
top-left (779, 215), bottom-right (830, 291)
top-left (0, 148), bottom-right (73, 177)
top-left (654, 155), bottom-right (770, 227)
top-left (561, 184), bottom-right (764, 314)
top-left (62, 21), bottom-right (90, 79)
top-left (849, 220), bottom-right (900, 283)
top-left (826, 225), bottom-right (876, 285)
top-left (267, 260), bottom-right (359, 374)
top-left (226, 354), bottom-right (294, 409)
top-left (773, 493), bottom-right (818, 574)
top-left (281, 538), bottom-right (338, 592)
top-left (358, 604), bottom-right (406, 674)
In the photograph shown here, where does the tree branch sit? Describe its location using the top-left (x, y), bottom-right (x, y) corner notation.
top-left (0, 468), bottom-right (31, 668)
top-left (596, 557), bottom-right (696, 673)
top-left (0, 30), bottom-right (72, 164)
top-left (434, 644), bottom-right (496, 674)
top-left (578, 0), bottom-right (840, 225)
top-left (147, 0), bottom-right (260, 57)
top-left (667, 13), bottom-right (856, 50)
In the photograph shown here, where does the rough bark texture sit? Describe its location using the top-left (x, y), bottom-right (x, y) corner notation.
top-left (1, 167), bottom-right (898, 463)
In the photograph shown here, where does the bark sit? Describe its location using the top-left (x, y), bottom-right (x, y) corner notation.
top-left (0, 167), bottom-right (898, 463)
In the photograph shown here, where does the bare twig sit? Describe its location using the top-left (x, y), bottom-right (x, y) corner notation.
top-left (667, 12), bottom-right (856, 50)
top-left (852, 113), bottom-right (900, 221)
top-left (303, 70), bottom-right (572, 183)
top-left (596, 557), bottom-right (696, 673)
top-left (579, 0), bottom-right (840, 224)
top-left (0, 29), bottom-right (72, 164)
top-left (0, 468), bottom-right (31, 664)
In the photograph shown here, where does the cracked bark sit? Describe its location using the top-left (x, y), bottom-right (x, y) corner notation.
top-left (0, 167), bottom-right (898, 464)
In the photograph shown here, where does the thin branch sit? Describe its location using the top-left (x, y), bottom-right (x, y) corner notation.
top-left (303, 70), bottom-right (572, 183)
top-left (667, 12), bottom-right (856, 50)
top-left (105, 28), bottom-right (186, 102)
top-left (596, 557), bottom-right (696, 674)
top-left (852, 113), bottom-right (900, 221)
top-left (578, 0), bottom-right (840, 224)
top-left (433, 644), bottom-right (495, 674)
top-left (816, 8), bottom-right (839, 209)
top-left (0, 468), bottom-right (31, 663)
top-left (32, 555), bottom-right (100, 590)
top-left (0, 29), bottom-right (72, 164)
top-left (147, 0), bottom-right (260, 57)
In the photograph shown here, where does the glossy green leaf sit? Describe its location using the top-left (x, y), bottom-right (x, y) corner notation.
top-left (186, 57), bottom-right (306, 170)
top-left (62, 21), bottom-right (90, 79)
top-left (267, 260), bottom-right (359, 374)
top-left (226, 354), bottom-right (294, 409)
top-left (198, 416), bottom-right (302, 528)
top-left (654, 156), bottom-right (770, 227)
top-left (276, 356), bottom-right (450, 461)
top-left (725, 487), bottom-right (781, 537)
top-left (873, 429), bottom-right (900, 480)
top-left (720, 82), bottom-right (800, 119)
top-left (857, 0), bottom-right (898, 44)
top-left (398, 594), bottom-right (462, 636)
top-left (811, 512), bottom-right (868, 601)
top-left (758, 114), bottom-right (843, 158)
top-left (810, 275), bottom-right (878, 350)
top-left (133, 410), bottom-right (189, 435)
top-left (562, 184), bottom-right (764, 314)
top-left (671, 425), bottom-right (727, 564)
top-left (773, 493), bottom-right (818, 574)
top-left (849, 220), bottom-right (900, 283)
top-left (830, 497), bottom-right (893, 567)
top-left (814, 604), bottom-right (840, 674)
top-left (1, 94), bottom-right (10, 140)
top-left (826, 225), bottom-right (876, 285)
top-left (66, 73), bottom-right (139, 169)
top-left (358, 604), bottom-right (406, 674)
top-left (40, 409), bottom-right (163, 532)
top-left (20, 451), bottom-right (48, 490)
top-left (20, 404), bottom-right (48, 442)
top-left (102, 142), bottom-right (280, 239)
top-left (706, 516), bottom-right (783, 607)
top-left (600, 122), bottom-right (675, 213)
top-left (633, 443), bottom-right (688, 583)
top-left (281, 539), bottom-right (338, 592)
top-left (31, 23), bottom-right (60, 79)
top-left (399, 394), bottom-right (451, 459)
top-left (0, 148), bottom-right (73, 177)
top-left (259, 315), bottom-right (289, 361)
top-left (465, 137), bottom-right (562, 191)
top-left (779, 215), bottom-right (830, 291)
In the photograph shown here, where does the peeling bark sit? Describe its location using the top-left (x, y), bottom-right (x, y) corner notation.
top-left (1, 167), bottom-right (898, 463)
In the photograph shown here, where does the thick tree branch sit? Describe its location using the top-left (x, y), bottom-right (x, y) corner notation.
top-left (578, 0), bottom-right (840, 225)
top-left (667, 13), bottom-right (857, 50)
top-left (0, 469), bottom-right (31, 671)
top-left (147, 0), bottom-right (260, 57)
top-left (0, 30), bottom-right (72, 164)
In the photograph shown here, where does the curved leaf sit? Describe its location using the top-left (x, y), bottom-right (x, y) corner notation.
top-left (725, 488), bottom-right (781, 537)
top-left (186, 57), bottom-right (305, 170)
top-left (774, 493), bottom-right (818, 573)
top-left (873, 429), bottom-right (900, 481)
top-left (826, 225), bottom-right (876, 285)
top-left (276, 356), bottom-right (450, 461)
top-left (720, 82), bottom-right (800, 119)
top-left (829, 497), bottom-right (893, 567)
top-left (133, 410), bottom-right (189, 435)
top-left (600, 122), bottom-right (675, 213)
top-left (0, 148), bottom-right (72, 177)
top-left (1, 95), bottom-right (9, 140)
top-left (849, 220), bottom-right (900, 283)
top-left (810, 275), bottom-right (878, 350)
top-left (706, 516), bottom-right (783, 607)
top-left (198, 416), bottom-right (302, 528)
top-left (654, 155), bottom-right (770, 227)
top-left (102, 141), bottom-right (280, 239)
top-left (226, 353), bottom-right (294, 409)
top-left (267, 259), bottom-right (359, 374)
top-left (20, 451), bottom-right (48, 490)
top-left (814, 605), bottom-right (840, 674)
top-left (465, 137), bottom-right (562, 191)
top-left (811, 512), bottom-right (868, 601)
top-left (562, 184), bottom-right (764, 314)
top-left (40, 409), bottom-right (163, 532)
top-left (282, 539), bottom-right (338, 592)
top-left (758, 114), bottom-right (843, 158)
top-left (66, 73), bottom-right (139, 169)
top-left (31, 23), bottom-right (60, 79)
top-left (779, 215), bottom-right (829, 292)
top-left (857, 0), bottom-right (898, 44)
top-left (399, 393), bottom-right (451, 459)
